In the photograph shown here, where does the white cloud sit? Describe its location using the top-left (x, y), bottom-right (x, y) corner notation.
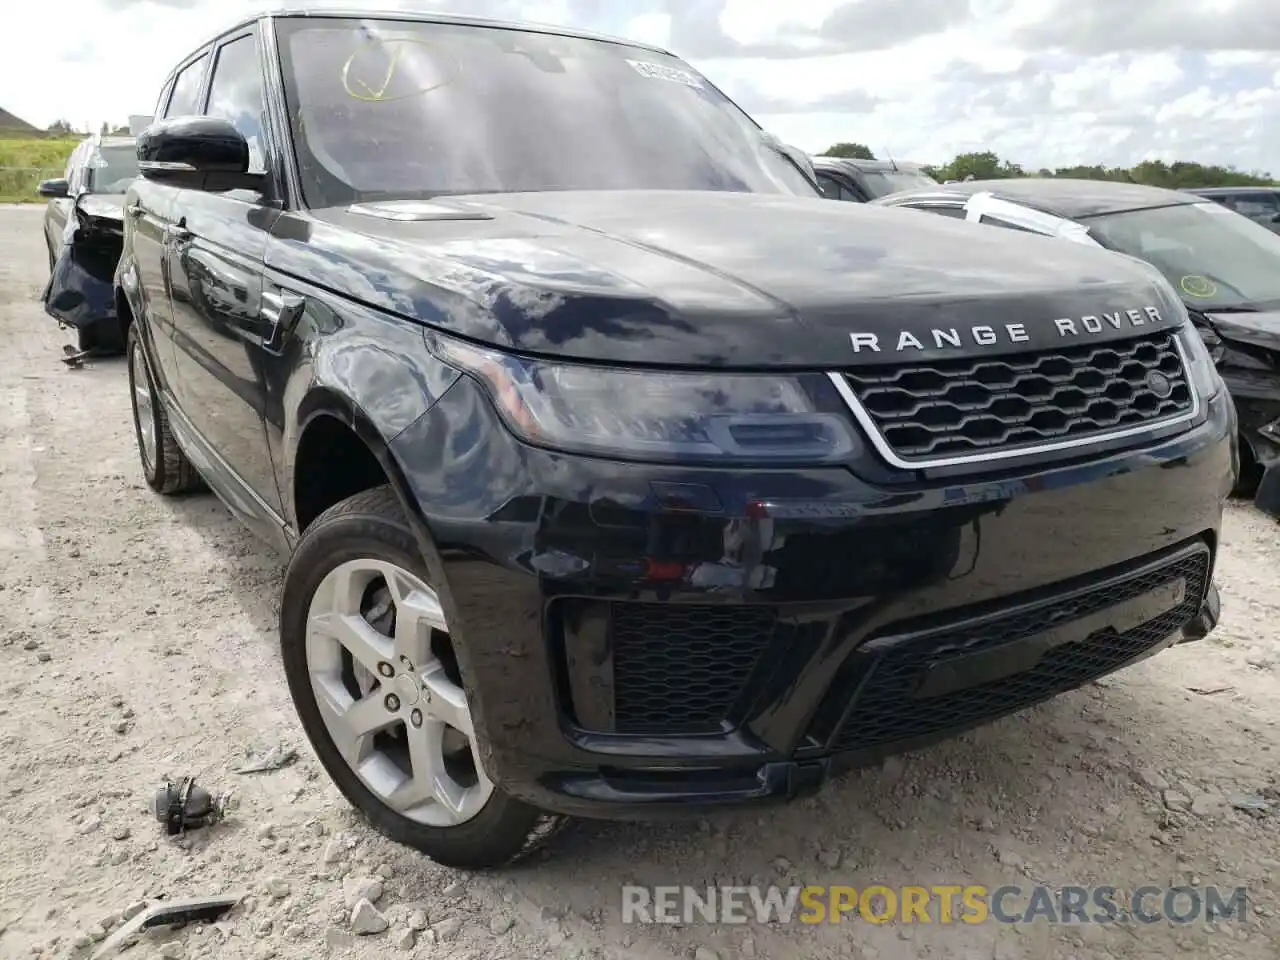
top-left (1, 0), bottom-right (1278, 176)
top-left (623, 12), bottom-right (672, 49)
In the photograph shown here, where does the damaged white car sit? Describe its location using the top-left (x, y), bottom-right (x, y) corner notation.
top-left (38, 134), bottom-right (139, 360)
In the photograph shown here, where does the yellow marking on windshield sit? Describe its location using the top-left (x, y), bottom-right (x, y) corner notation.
top-left (341, 38), bottom-right (458, 102)
top-left (1180, 275), bottom-right (1218, 299)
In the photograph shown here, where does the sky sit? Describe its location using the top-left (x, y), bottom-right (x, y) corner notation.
top-left (4, 0), bottom-right (1279, 174)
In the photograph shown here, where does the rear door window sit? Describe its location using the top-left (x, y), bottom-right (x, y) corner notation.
top-left (1232, 194), bottom-right (1279, 218)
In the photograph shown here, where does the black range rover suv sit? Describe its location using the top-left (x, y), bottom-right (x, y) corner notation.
top-left (111, 9), bottom-right (1233, 868)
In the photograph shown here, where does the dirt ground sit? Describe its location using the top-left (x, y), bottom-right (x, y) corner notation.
top-left (0, 202), bottom-right (1277, 960)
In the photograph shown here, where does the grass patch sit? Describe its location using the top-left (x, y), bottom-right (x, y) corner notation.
top-left (0, 136), bottom-right (80, 203)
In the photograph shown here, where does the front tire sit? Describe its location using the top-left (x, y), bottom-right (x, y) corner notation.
top-left (280, 486), bottom-right (566, 869)
top-left (127, 324), bottom-right (200, 495)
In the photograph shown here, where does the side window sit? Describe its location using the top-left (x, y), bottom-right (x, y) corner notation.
top-left (908, 204), bottom-right (966, 219)
top-left (164, 53), bottom-right (210, 119)
top-left (204, 33), bottom-right (268, 174)
top-left (978, 214), bottom-right (1040, 233)
top-left (837, 183), bottom-right (862, 202)
top-left (1233, 194), bottom-right (1279, 218)
top-left (816, 175), bottom-right (842, 200)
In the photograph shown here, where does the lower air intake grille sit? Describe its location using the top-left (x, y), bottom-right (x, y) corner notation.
top-left (840, 330), bottom-right (1193, 464)
top-left (611, 603), bottom-right (777, 736)
top-left (814, 546), bottom-right (1209, 753)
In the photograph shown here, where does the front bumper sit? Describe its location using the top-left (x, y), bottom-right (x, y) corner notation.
top-left (387, 380), bottom-right (1235, 819)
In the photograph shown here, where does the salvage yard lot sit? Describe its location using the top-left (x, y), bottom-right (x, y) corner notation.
top-left (0, 203), bottom-right (1278, 960)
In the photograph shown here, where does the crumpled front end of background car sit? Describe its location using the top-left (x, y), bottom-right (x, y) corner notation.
top-left (1198, 312), bottom-right (1280, 518)
top-left (42, 194), bottom-right (124, 342)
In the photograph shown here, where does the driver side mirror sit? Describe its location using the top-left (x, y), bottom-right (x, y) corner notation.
top-left (137, 115), bottom-right (262, 192)
top-left (1271, 212), bottom-right (1280, 223)
top-left (37, 177), bottom-right (69, 199)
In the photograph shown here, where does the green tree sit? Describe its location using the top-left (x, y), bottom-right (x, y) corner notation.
top-left (931, 151), bottom-right (1024, 182)
top-left (820, 142), bottom-right (876, 160)
top-left (921, 151), bottom-right (1275, 188)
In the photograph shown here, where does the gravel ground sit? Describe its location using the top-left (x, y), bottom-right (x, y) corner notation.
top-left (1, 203), bottom-right (1278, 960)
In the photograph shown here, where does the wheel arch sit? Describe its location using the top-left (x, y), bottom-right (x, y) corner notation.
top-left (115, 257), bottom-right (160, 378)
top-left (287, 386), bottom-right (466, 670)
top-left (289, 388), bottom-right (445, 564)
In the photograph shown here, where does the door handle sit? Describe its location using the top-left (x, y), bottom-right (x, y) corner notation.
top-left (261, 289), bottom-right (306, 352)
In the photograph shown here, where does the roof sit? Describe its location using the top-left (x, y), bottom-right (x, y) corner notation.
top-left (880, 177), bottom-right (1205, 219)
top-left (183, 7), bottom-right (670, 66)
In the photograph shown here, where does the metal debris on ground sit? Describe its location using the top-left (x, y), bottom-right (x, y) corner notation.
top-left (89, 894), bottom-right (244, 960)
top-left (233, 742), bottom-right (297, 774)
top-left (152, 776), bottom-right (233, 835)
top-left (1187, 685), bottom-right (1234, 695)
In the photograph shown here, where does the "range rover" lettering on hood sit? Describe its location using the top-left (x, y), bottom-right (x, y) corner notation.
top-left (849, 306), bottom-right (1168, 354)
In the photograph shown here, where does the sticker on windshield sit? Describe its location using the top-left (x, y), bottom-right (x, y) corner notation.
top-left (1180, 275), bottom-right (1218, 299)
top-left (626, 59), bottom-right (704, 89)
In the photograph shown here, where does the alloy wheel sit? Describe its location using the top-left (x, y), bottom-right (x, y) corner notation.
top-left (305, 558), bottom-right (492, 827)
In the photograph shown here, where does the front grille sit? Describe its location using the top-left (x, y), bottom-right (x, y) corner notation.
top-left (840, 330), bottom-right (1194, 465)
top-left (610, 603), bottom-right (777, 736)
top-left (811, 546), bottom-right (1209, 754)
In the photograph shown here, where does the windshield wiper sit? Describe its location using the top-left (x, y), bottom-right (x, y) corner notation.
top-left (1203, 305), bottom-right (1260, 313)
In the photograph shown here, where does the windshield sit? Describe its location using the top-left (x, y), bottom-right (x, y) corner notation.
top-left (86, 144), bottom-right (139, 194)
top-left (858, 170), bottom-right (937, 198)
top-left (1086, 201), bottom-right (1280, 311)
top-left (276, 17), bottom-right (817, 207)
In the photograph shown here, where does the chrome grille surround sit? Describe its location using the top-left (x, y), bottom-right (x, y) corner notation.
top-left (828, 330), bottom-right (1200, 470)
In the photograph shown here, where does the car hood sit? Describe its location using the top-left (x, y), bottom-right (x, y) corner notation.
top-left (76, 193), bottom-right (126, 222)
top-left (276, 190), bottom-right (1187, 368)
top-left (1204, 310), bottom-right (1280, 352)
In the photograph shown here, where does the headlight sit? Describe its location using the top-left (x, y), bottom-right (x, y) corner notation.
top-left (1192, 321), bottom-right (1226, 363)
top-left (429, 335), bottom-right (860, 463)
top-left (1179, 323), bottom-right (1224, 400)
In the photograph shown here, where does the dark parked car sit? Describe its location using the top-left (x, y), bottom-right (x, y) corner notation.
top-left (811, 156), bottom-right (938, 202)
top-left (38, 135), bottom-right (139, 355)
top-left (873, 178), bottom-right (1280, 511)
top-left (106, 11), bottom-right (1230, 869)
top-left (1183, 186), bottom-right (1280, 234)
